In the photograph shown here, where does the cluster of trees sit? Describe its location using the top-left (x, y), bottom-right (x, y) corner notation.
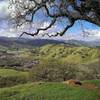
top-left (29, 59), bottom-right (76, 81)
top-left (29, 59), bottom-right (100, 82)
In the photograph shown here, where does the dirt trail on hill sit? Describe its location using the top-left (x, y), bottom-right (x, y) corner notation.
top-left (63, 81), bottom-right (100, 90)
top-left (82, 83), bottom-right (99, 90)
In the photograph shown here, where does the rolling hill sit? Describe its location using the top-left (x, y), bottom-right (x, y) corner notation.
top-left (0, 37), bottom-right (100, 100)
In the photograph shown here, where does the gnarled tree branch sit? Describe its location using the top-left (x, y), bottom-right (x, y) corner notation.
top-left (9, 0), bottom-right (100, 37)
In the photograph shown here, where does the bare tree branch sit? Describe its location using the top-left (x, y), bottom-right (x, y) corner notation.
top-left (20, 18), bottom-right (56, 37)
top-left (9, 0), bottom-right (100, 37)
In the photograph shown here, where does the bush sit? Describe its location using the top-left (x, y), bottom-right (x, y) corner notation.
top-left (0, 69), bottom-right (29, 88)
top-left (29, 59), bottom-right (78, 82)
top-left (0, 76), bottom-right (29, 88)
top-left (29, 58), bottom-right (100, 81)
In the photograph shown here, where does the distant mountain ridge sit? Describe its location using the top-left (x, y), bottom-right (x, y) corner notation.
top-left (64, 39), bottom-right (100, 47)
top-left (0, 37), bottom-right (66, 48)
top-left (0, 37), bottom-right (100, 48)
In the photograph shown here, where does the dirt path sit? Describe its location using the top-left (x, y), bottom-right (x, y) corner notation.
top-left (82, 83), bottom-right (99, 90)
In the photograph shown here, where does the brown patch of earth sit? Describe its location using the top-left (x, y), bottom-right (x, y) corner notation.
top-left (82, 83), bottom-right (99, 90)
top-left (63, 80), bottom-right (99, 90)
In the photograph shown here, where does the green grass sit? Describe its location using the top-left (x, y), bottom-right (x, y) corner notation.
top-left (83, 79), bottom-right (100, 87)
top-left (0, 80), bottom-right (100, 100)
top-left (0, 69), bottom-right (28, 77)
top-left (0, 69), bottom-right (29, 88)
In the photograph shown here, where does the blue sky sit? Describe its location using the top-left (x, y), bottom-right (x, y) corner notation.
top-left (0, 0), bottom-right (100, 41)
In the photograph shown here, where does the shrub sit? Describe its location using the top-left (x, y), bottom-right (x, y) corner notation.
top-left (29, 59), bottom-right (78, 82)
top-left (0, 69), bottom-right (29, 88)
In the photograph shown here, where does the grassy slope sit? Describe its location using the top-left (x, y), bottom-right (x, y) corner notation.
top-left (0, 69), bottom-right (29, 88)
top-left (38, 44), bottom-right (99, 64)
top-left (0, 80), bottom-right (100, 100)
top-left (0, 69), bottom-right (28, 77)
top-left (0, 44), bottom-right (100, 100)
top-left (0, 44), bottom-right (99, 66)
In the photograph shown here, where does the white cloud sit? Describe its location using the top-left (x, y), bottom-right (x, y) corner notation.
top-left (41, 22), bottom-right (50, 28)
top-left (85, 29), bottom-right (100, 40)
top-left (0, 27), bottom-right (21, 37)
top-left (0, 1), bottom-right (9, 19)
top-left (60, 29), bottom-right (100, 41)
top-left (0, 1), bottom-right (100, 41)
top-left (90, 29), bottom-right (100, 37)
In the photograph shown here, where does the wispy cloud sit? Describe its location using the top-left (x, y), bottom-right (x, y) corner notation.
top-left (0, 0), bottom-right (9, 19)
top-left (0, 28), bottom-right (17, 37)
top-left (0, 0), bottom-right (100, 41)
top-left (83, 29), bottom-right (100, 40)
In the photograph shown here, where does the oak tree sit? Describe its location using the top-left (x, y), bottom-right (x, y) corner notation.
top-left (9, 0), bottom-right (100, 37)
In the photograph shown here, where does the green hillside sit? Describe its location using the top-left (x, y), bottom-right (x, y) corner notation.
top-left (0, 43), bottom-right (100, 100)
top-left (0, 44), bottom-right (100, 81)
top-left (0, 69), bottom-right (29, 88)
top-left (0, 44), bottom-right (99, 65)
top-left (0, 80), bottom-right (100, 100)
top-left (38, 44), bottom-right (99, 64)
top-left (0, 69), bottom-right (28, 77)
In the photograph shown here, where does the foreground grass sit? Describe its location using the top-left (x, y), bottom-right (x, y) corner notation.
top-left (0, 80), bottom-right (100, 100)
top-left (83, 79), bottom-right (100, 87)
